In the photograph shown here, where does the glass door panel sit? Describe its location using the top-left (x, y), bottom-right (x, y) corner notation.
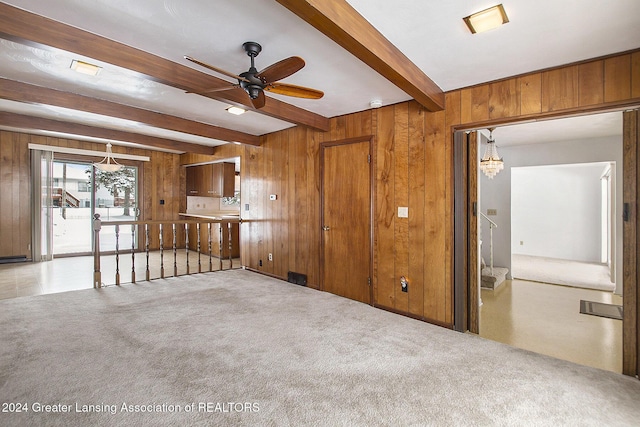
top-left (92, 165), bottom-right (139, 252)
top-left (52, 161), bottom-right (93, 255)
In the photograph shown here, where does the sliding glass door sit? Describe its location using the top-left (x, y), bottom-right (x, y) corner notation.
top-left (37, 158), bottom-right (139, 257)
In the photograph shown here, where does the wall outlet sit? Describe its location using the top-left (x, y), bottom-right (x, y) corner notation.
top-left (400, 276), bottom-right (408, 293)
top-left (398, 206), bottom-right (409, 218)
top-left (259, 259), bottom-right (262, 267)
top-left (269, 194), bottom-right (277, 201)
top-left (268, 253), bottom-right (273, 261)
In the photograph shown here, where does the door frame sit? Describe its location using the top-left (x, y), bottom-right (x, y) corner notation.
top-left (319, 136), bottom-right (374, 305)
top-left (622, 109), bottom-right (639, 376)
top-left (454, 109), bottom-right (639, 378)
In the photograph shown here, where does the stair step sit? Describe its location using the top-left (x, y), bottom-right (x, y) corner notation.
top-left (481, 267), bottom-right (509, 290)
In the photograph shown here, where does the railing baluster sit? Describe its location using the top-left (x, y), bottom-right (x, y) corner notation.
top-left (159, 223), bottom-right (164, 279)
top-left (145, 224), bottom-right (150, 281)
top-left (197, 223), bottom-right (202, 273)
top-left (218, 222), bottom-right (223, 271)
top-left (208, 222), bottom-right (213, 272)
top-left (173, 223), bottom-right (177, 277)
top-left (93, 213), bottom-right (102, 289)
top-left (228, 221), bottom-right (233, 270)
top-left (131, 224), bottom-right (136, 283)
top-left (115, 224), bottom-right (120, 286)
top-left (185, 223), bottom-right (190, 275)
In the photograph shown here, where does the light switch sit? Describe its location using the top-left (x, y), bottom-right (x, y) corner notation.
top-left (398, 207), bottom-right (409, 218)
top-left (487, 209), bottom-right (497, 216)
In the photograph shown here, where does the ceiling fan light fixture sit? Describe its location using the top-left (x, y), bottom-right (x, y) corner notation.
top-left (463, 4), bottom-right (509, 34)
top-left (185, 41), bottom-right (322, 109)
top-left (70, 59), bottom-right (102, 76)
top-left (226, 106), bottom-right (247, 115)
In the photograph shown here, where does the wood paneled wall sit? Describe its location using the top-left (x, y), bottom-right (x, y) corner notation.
top-left (448, 50), bottom-right (640, 128)
top-left (0, 131), bottom-right (184, 255)
top-left (0, 131), bottom-right (31, 259)
top-left (234, 106), bottom-right (455, 326)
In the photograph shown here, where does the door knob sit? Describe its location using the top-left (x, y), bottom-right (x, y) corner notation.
top-left (322, 226), bottom-right (330, 231)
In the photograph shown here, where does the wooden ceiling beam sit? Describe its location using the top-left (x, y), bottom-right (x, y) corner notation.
top-left (0, 78), bottom-right (261, 146)
top-left (0, 112), bottom-right (216, 155)
top-left (276, 0), bottom-right (445, 112)
top-left (0, 3), bottom-right (330, 132)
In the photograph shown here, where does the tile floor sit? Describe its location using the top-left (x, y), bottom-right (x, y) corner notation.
top-left (480, 279), bottom-right (622, 373)
top-left (0, 252), bottom-right (239, 300)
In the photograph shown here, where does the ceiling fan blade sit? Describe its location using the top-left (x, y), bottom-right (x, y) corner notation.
top-left (186, 84), bottom-right (242, 95)
top-left (251, 90), bottom-right (266, 109)
top-left (184, 55), bottom-right (250, 83)
top-left (265, 83), bottom-right (324, 99)
top-left (256, 56), bottom-right (305, 83)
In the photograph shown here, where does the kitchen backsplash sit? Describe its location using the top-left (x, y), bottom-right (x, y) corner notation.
top-left (187, 196), bottom-right (240, 214)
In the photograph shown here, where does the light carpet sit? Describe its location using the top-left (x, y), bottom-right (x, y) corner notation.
top-left (511, 254), bottom-right (615, 292)
top-left (1, 269), bottom-right (639, 426)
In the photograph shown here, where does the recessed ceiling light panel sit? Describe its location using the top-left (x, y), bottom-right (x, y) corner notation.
top-left (226, 106), bottom-right (247, 115)
top-left (463, 4), bottom-right (509, 34)
top-left (70, 59), bottom-right (102, 76)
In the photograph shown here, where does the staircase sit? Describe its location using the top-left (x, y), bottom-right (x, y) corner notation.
top-left (480, 212), bottom-right (508, 289)
top-left (52, 188), bottom-right (80, 208)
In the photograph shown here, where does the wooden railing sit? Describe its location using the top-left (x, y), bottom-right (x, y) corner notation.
top-left (52, 187), bottom-right (80, 208)
top-left (92, 214), bottom-right (241, 288)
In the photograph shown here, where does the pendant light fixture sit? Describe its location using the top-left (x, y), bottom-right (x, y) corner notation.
top-left (93, 143), bottom-right (124, 172)
top-left (480, 128), bottom-right (504, 179)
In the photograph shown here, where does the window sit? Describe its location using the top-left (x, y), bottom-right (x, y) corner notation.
top-left (78, 181), bottom-right (91, 192)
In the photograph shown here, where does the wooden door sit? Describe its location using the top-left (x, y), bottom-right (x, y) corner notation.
top-left (321, 138), bottom-right (372, 304)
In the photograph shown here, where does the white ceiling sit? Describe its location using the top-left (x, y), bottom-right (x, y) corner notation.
top-left (488, 111), bottom-right (624, 147)
top-left (1, 0), bottom-right (638, 150)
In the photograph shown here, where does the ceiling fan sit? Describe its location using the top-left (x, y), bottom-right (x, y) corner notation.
top-left (185, 41), bottom-right (324, 109)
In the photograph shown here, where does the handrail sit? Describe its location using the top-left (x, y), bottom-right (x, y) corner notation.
top-left (479, 212), bottom-right (497, 275)
top-left (479, 212), bottom-right (497, 228)
top-left (101, 218), bottom-right (240, 226)
top-left (93, 214), bottom-right (241, 288)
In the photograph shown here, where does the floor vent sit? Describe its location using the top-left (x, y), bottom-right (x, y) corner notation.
top-left (0, 255), bottom-right (28, 264)
top-left (287, 271), bottom-right (307, 286)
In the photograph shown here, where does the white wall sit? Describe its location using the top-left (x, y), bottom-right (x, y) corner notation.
top-left (511, 163), bottom-right (607, 262)
top-left (479, 134), bottom-right (623, 294)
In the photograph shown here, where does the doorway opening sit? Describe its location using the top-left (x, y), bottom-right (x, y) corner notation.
top-left (509, 162), bottom-right (616, 292)
top-left (459, 111), bottom-right (626, 373)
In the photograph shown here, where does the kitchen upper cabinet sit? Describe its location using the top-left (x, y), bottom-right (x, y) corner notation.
top-left (186, 164), bottom-right (211, 197)
top-left (186, 162), bottom-right (235, 198)
top-left (213, 162), bottom-right (235, 198)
